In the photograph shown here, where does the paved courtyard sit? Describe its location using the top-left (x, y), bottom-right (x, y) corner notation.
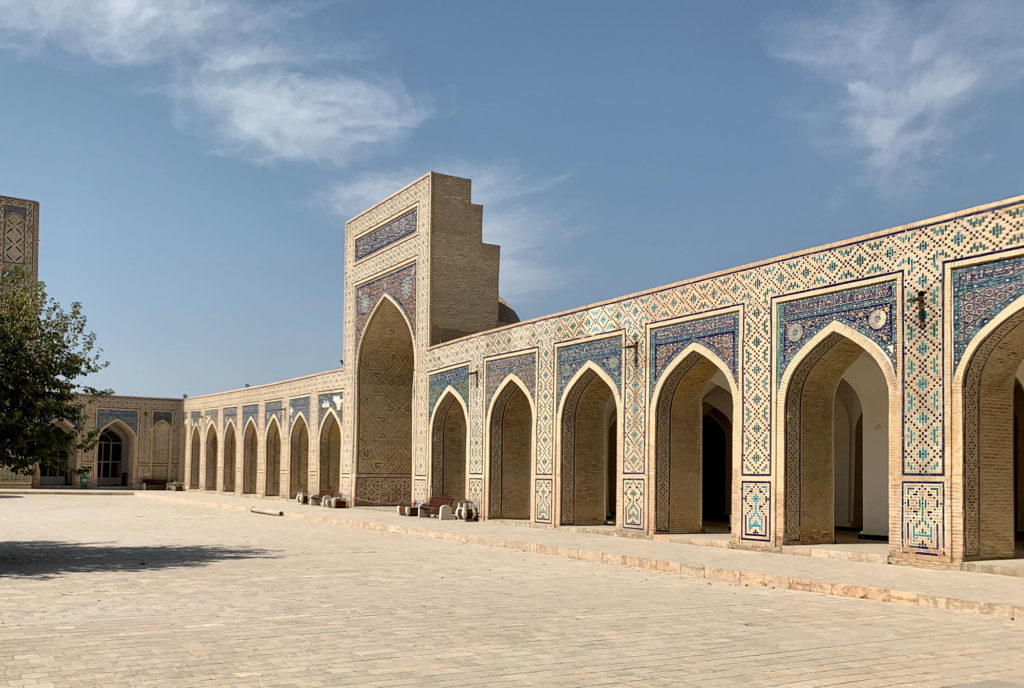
top-left (1, 495), bottom-right (1023, 687)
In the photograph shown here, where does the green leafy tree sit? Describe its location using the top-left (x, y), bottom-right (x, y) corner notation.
top-left (1, 267), bottom-right (110, 474)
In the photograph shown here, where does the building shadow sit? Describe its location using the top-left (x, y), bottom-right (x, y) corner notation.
top-left (0, 540), bottom-right (278, 579)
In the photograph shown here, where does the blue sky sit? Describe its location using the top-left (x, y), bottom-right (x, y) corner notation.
top-left (1, 1), bottom-right (1022, 397)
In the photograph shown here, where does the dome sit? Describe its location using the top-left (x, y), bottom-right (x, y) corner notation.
top-left (498, 297), bottom-right (520, 325)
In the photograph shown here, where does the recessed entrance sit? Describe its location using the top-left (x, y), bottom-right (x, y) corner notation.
top-left (355, 298), bottom-right (413, 506)
top-left (289, 418), bottom-right (309, 499)
top-left (430, 392), bottom-right (466, 501)
top-left (488, 380), bottom-right (533, 519)
top-left (782, 330), bottom-right (894, 546)
top-left (560, 368), bottom-right (618, 526)
top-left (97, 428), bottom-right (124, 487)
top-left (265, 421), bottom-right (281, 497)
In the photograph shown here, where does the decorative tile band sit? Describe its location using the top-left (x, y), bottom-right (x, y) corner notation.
top-left (355, 263), bottom-right (416, 345)
top-left (777, 280), bottom-right (896, 385)
top-left (903, 481), bottom-right (943, 552)
top-left (623, 478), bottom-right (644, 529)
top-left (428, 366), bottom-right (469, 416)
top-left (556, 336), bottom-right (622, 404)
top-left (2, 204), bottom-right (27, 265)
top-left (289, 396), bottom-right (310, 428)
top-left (152, 411), bottom-right (173, 426)
top-left (741, 481), bottom-right (771, 541)
top-left (190, 411), bottom-right (201, 428)
top-left (265, 400), bottom-right (283, 428)
top-left (951, 253), bottom-right (1024, 368)
top-left (649, 312), bottom-right (739, 398)
top-left (485, 353), bottom-right (536, 409)
top-left (222, 407), bottom-right (237, 430)
top-left (535, 478), bottom-right (553, 524)
top-left (97, 409), bottom-right (139, 434)
top-left (354, 208), bottom-right (417, 261)
top-left (242, 404), bottom-right (259, 430)
top-left (318, 392), bottom-right (343, 425)
top-left (205, 409), bottom-right (218, 428)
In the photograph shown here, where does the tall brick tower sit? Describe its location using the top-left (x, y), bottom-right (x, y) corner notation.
top-left (0, 196), bottom-right (39, 282)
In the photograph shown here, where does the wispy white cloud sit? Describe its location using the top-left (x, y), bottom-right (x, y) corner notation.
top-left (768, 1), bottom-right (1024, 185)
top-left (0, 0), bottom-right (428, 165)
top-left (326, 163), bottom-right (582, 302)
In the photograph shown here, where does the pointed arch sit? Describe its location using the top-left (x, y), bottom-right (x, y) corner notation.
top-left (189, 426), bottom-right (201, 488)
top-left (97, 420), bottom-right (135, 487)
top-left (149, 420), bottom-right (172, 481)
top-left (355, 295), bottom-right (414, 506)
top-left (204, 425), bottom-right (219, 490)
top-left (289, 415), bottom-right (309, 498)
top-left (265, 417), bottom-right (282, 497)
top-left (355, 293), bottom-right (416, 365)
top-left (319, 407), bottom-right (341, 430)
top-left (775, 319), bottom-right (900, 547)
top-left (318, 412), bottom-right (341, 496)
top-left (487, 374), bottom-right (535, 519)
top-left (649, 342), bottom-right (741, 534)
top-left (242, 418), bottom-right (259, 495)
top-left (429, 388), bottom-right (468, 500)
top-left (222, 422), bottom-right (237, 493)
top-left (952, 291), bottom-right (1024, 560)
top-left (557, 361), bottom-right (621, 526)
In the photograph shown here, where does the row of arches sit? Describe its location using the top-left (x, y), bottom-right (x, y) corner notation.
top-left (188, 413), bottom-right (342, 499)
top-left (421, 328), bottom-right (897, 545)
top-left (361, 291), bottom-right (1023, 559)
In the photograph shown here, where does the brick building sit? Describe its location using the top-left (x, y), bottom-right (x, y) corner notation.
top-left (6, 173), bottom-right (1024, 567)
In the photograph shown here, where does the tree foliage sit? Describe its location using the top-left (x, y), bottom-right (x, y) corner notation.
top-left (0, 268), bottom-right (110, 474)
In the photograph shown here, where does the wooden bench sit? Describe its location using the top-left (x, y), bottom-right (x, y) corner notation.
top-left (309, 489), bottom-right (334, 506)
top-left (417, 495), bottom-right (453, 517)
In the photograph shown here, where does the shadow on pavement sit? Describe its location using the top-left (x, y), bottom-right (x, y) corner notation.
top-left (0, 540), bottom-right (278, 578)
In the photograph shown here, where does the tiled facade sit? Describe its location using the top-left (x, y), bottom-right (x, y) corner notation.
top-left (10, 181), bottom-right (1024, 567)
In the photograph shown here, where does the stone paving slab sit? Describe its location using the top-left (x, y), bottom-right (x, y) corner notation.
top-left (138, 490), bottom-right (1024, 619)
top-left (3, 494), bottom-right (1024, 687)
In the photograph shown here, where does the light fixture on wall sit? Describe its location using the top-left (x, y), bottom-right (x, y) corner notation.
top-left (908, 289), bottom-right (927, 323)
top-left (468, 370), bottom-right (479, 387)
top-left (623, 336), bottom-right (641, 366)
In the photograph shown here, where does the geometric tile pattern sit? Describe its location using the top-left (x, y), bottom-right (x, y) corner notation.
top-left (776, 280), bottom-right (897, 385)
top-left (354, 209), bottom-right (417, 261)
top-left (190, 411), bottom-right (201, 428)
top-left (2, 204), bottom-right (27, 265)
top-left (951, 253), bottom-right (1024, 369)
top-left (354, 263), bottom-right (416, 346)
top-left (289, 396), bottom-right (309, 428)
top-left (205, 409), bottom-right (218, 430)
top-left (903, 481), bottom-right (944, 552)
top-left (649, 311), bottom-right (739, 397)
top-left (317, 392), bottom-right (343, 427)
top-left (535, 478), bottom-right (553, 524)
top-left (265, 401), bottom-right (283, 429)
top-left (485, 352), bottom-right (536, 409)
top-left (741, 481), bottom-right (771, 541)
top-left (0, 198), bottom-right (37, 282)
top-left (556, 336), bottom-right (622, 404)
top-left (242, 404), bottom-right (259, 430)
top-left (97, 409), bottom-right (139, 434)
top-left (222, 407), bottom-right (236, 430)
top-left (428, 365), bottom-right (469, 417)
top-left (623, 478), bottom-right (643, 528)
top-left (152, 411), bottom-right (173, 426)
